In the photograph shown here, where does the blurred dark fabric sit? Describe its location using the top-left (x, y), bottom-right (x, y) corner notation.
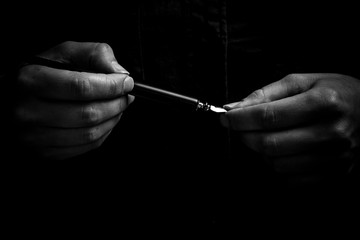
top-left (1, 0), bottom-right (359, 235)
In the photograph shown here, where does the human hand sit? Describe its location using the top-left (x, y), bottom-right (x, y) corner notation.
top-left (220, 73), bottom-right (360, 186)
top-left (13, 41), bottom-right (134, 160)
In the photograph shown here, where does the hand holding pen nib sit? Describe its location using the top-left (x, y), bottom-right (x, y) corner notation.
top-left (12, 41), bottom-right (225, 160)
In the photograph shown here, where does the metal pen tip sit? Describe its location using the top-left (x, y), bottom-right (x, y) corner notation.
top-left (210, 105), bottom-right (227, 113)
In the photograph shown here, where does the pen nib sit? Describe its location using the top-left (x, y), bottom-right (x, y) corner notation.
top-left (210, 105), bottom-right (227, 113)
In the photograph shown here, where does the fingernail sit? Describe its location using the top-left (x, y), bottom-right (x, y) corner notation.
top-left (127, 94), bottom-right (135, 105)
top-left (223, 105), bottom-right (232, 111)
top-left (219, 114), bottom-right (229, 128)
top-left (112, 61), bottom-right (130, 75)
top-left (123, 76), bottom-right (134, 93)
top-left (223, 101), bottom-right (242, 110)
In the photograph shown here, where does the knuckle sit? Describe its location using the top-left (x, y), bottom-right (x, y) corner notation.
top-left (81, 104), bottom-right (100, 125)
top-left (261, 105), bottom-right (277, 129)
top-left (70, 73), bottom-right (92, 98)
top-left (321, 88), bottom-right (342, 111)
top-left (285, 73), bottom-right (305, 82)
top-left (17, 65), bottom-right (38, 88)
top-left (332, 121), bottom-right (351, 141)
top-left (82, 127), bottom-right (100, 143)
top-left (61, 41), bottom-right (75, 49)
top-left (260, 135), bottom-right (278, 156)
top-left (107, 75), bottom-right (119, 96)
top-left (311, 88), bottom-right (342, 112)
top-left (251, 88), bottom-right (267, 101)
top-left (282, 74), bottom-right (304, 94)
top-left (306, 90), bottom-right (322, 106)
top-left (93, 42), bottom-right (112, 57)
top-left (330, 121), bottom-right (353, 151)
top-left (284, 73), bottom-right (312, 86)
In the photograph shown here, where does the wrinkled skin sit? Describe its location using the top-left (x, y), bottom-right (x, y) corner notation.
top-left (12, 41), bottom-right (134, 160)
top-left (221, 73), bottom-right (360, 186)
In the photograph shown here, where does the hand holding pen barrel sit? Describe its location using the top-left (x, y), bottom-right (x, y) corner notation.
top-left (12, 41), bottom-right (225, 160)
top-left (23, 55), bottom-right (226, 114)
top-left (12, 41), bottom-right (136, 160)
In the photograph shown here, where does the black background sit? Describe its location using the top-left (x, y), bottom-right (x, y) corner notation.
top-left (1, 1), bottom-right (359, 237)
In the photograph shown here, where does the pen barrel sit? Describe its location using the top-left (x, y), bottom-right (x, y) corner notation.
top-left (132, 82), bottom-right (199, 107)
top-left (23, 57), bottom-right (212, 111)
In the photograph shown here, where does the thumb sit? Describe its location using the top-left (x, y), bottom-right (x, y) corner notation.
top-left (39, 41), bottom-right (130, 74)
top-left (224, 74), bottom-right (316, 110)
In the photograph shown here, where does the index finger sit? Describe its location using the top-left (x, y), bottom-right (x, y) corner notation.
top-left (18, 65), bottom-right (134, 100)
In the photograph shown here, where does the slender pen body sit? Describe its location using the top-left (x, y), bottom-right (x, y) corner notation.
top-left (132, 82), bottom-right (200, 108)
